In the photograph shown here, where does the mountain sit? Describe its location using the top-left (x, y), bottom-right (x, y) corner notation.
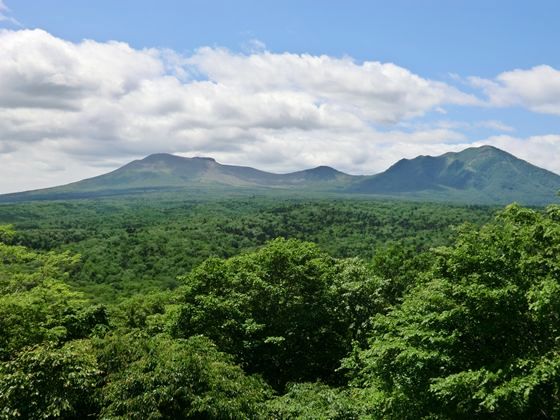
top-left (1, 146), bottom-right (559, 205)
top-left (350, 145), bottom-right (560, 204)
top-left (0, 153), bottom-right (355, 202)
top-left (81, 153), bottom-right (354, 189)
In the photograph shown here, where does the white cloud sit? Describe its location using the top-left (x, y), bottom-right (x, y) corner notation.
top-left (0, 1), bottom-right (21, 27)
top-left (188, 47), bottom-right (478, 124)
top-left (400, 119), bottom-right (515, 133)
top-left (472, 65), bottom-right (560, 115)
top-left (242, 39), bottom-right (267, 53)
top-left (0, 28), bottom-right (557, 193)
top-left (0, 29), bottom-right (485, 192)
top-left (477, 120), bottom-right (515, 132)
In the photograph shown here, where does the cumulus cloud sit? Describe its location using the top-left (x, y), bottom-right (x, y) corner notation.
top-left (188, 47), bottom-right (478, 124)
top-left (0, 28), bottom-right (557, 193)
top-left (0, 28), bottom-right (483, 192)
top-left (472, 65), bottom-right (560, 115)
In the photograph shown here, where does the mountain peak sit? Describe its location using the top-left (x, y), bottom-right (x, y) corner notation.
top-left (307, 165), bottom-right (340, 174)
top-left (141, 153), bottom-right (216, 163)
top-left (351, 145), bottom-right (560, 204)
top-left (141, 153), bottom-right (182, 163)
top-left (453, 145), bottom-right (517, 160)
top-left (472, 144), bottom-right (500, 151)
top-left (285, 165), bottom-right (346, 182)
top-left (192, 156), bottom-right (216, 162)
top-left (1, 147), bottom-right (558, 205)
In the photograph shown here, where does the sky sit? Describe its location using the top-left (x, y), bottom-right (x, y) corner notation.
top-left (1, 0), bottom-right (560, 193)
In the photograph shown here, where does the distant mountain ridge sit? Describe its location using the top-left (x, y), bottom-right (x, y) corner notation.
top-left (2, 146), bottom-right (559, 205)
top-left (350, 146), bottom-right (560, 204)
top-left (74, 153), bottom-right (355, 190)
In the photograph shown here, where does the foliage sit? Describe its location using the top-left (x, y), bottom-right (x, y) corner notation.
top-left (0, 239), bottom-right (107, 360)
top-left (111, 290), bottom-right (179, 334)
top-left (99, 334), bottom-right (270, 419)
top-left (0, 340), bottom-right (101, 420)
top-left (0, 197), bottom-right (494, 302)
top-left (266, 382), bottom-right (366, 419)
top-left (347, 204), bottom-right (560, 418)
top-left (0, 234), bottom-right (107, 418)
top-left (1, 198), bottom-right (559, 418)
top-left (173, 238), bottom-right (380, 389)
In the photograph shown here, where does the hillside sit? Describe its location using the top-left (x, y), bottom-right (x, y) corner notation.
top-left (350, 146), bottom-right (560, 204)
top-left (1, 146), bottom-right (559, 205)
top-left (0, 154), bottom-right (355, 202)
top-left (47, 153), bottom-right (355, 190)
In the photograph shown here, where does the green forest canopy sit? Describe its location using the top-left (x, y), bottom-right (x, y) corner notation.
top-left (0, 197), bottom-right (558, 418)
top-left (0, 197), bottom-right (494, 302)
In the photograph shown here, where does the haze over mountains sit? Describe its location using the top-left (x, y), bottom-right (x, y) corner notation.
top-left (3, 146), bottom-right (560, 205)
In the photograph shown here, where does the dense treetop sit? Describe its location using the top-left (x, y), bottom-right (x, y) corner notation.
top-left (0, 197), bottom-right (558, 418)
top-left (0, 196), bottom-right (494, 302)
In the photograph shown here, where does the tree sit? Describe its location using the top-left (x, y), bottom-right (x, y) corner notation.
top-left (100, 334), bottom-right (270, 419)
top-left (348, 204), bottom-right (560, 419)
top-left (266, 382), bottom-right (365, 419)
top-left (0, 340), bottom-right (101, 419)
top-left (173, 238), bottom-right (380, 389)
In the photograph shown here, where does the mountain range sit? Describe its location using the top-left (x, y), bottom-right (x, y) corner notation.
top-left (2, 145), bottom-right (559, 205)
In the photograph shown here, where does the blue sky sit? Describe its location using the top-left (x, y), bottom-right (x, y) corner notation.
top-left (0, 0), bottom-right (559, 192)
top-left (10, 1), bottom-right (560, 76)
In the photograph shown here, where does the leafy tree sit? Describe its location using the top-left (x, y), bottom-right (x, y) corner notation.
top-left (266, 382), bottom-right (365, 419)
top-left (0, 198), bottom-right (493, 303)
top-left (173, 238), bottom-right (380, 389)
top-left (112, 290), bottom-right (179, 333)
top-left (348, 204), bottom-right (560, 419)
top-left (0, 234), bottom-right (107, 359)
top-left (0, 228), bottom-right (108, 418)
top-left (100, 334), bottom-right (270, 419)
top-left (4, 196), bottom-right (548, 419)
top-left (0, 340), bottom-right (101, 420)
top-left (0, 225), bottom-right (15, 244)
top-left (369, 242), bottom-right (435, 307)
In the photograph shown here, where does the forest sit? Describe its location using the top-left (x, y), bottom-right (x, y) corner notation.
top-left (0, 195), bottom-right (559, 419)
